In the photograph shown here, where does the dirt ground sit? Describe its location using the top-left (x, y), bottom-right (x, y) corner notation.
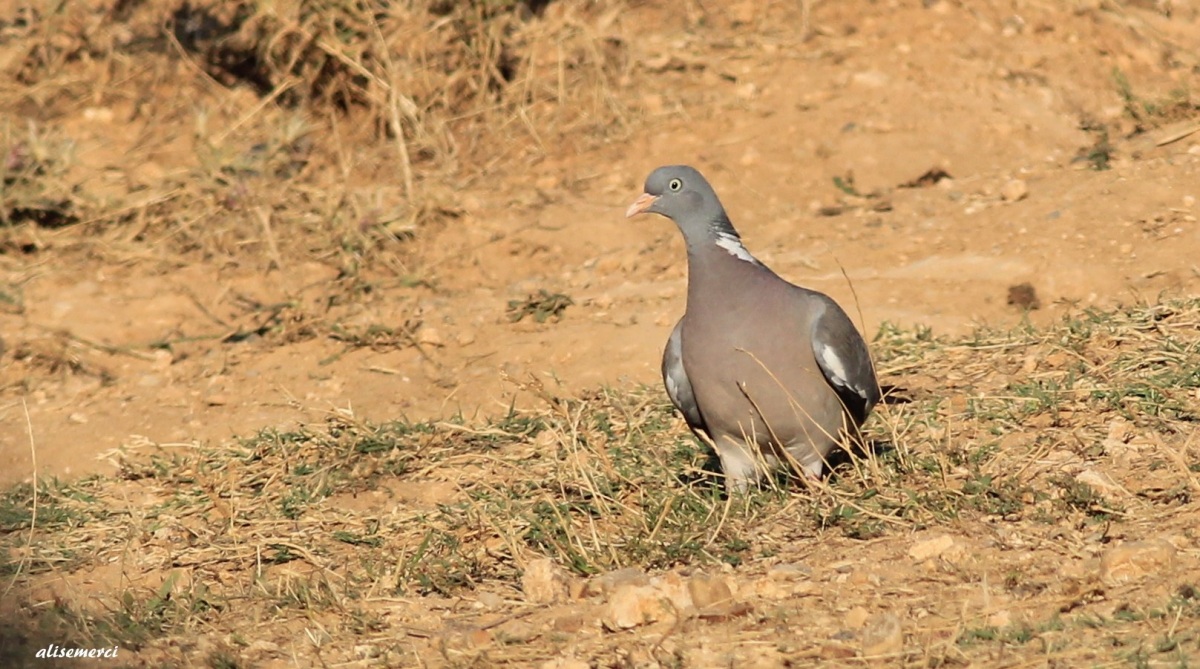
top-left (2, 0), bottom-right (1200, 667)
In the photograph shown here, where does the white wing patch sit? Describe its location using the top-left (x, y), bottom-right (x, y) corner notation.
top-left (664, 372), bottom-right (681, 403)
top-left (714, 232), bottom-right (760, 264)
top-left (816, 341), bottom-right (852, 392)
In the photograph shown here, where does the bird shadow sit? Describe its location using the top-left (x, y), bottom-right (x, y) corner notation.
top-left (879, 383), bottom-right (913, 405)
top-left (823, 437), bottom-right (898, 476)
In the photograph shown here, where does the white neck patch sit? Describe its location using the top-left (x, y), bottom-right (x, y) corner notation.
top-left (714, 231), bottom-right (760, 264)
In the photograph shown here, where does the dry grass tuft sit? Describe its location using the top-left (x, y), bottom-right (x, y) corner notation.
top-left (1, 0), bottom-right (636, 275)
top-left (3, 298), bottom-right (1200, 665)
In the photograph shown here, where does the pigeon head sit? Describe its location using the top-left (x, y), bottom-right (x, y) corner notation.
top-left (626, 165), bottom-right (758, 263)
top-left (625, 165), bottom-right (730, 236)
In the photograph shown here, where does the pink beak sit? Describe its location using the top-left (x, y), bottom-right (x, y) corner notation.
top-left (625, 192), bottom-right (659, 218)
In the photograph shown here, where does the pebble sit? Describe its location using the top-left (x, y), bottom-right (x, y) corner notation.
top-left (476, 591), bottom-right (503, 609)
top-left (1001, 178), bottom-right (1029, 202)
top-left (766, 563), bottom-right (813, 580)
top-left (1100, 539), bottom-right (1177, 585)
top-left (844, 606), bottom-right (870, 628)
top-left (583, 567), bottom-right (649, 598)
top-left (641, 93), bottom-right (665, 115)
top-left (861, 612), bottom-right (904, 656)
top-left (602, 584), bottom-right (673, 630)
top-left (909, 534), bottom-right (964, 561)
top-left (987, 609), bottom-right (1012, 628)
top-left (1074, 468), bottom-right (1127, 499)
top-left (602, 573), bottom-right (694, 630)
top-left (415, 327), bottom-right (444, 347)
top-left (753, 577), bottom-right (817, 600)
top-left (688, 573), bottom-right (734, 609)
top-left (851, 70), bottom-right (890, 88)
top-left (522, 558), bottom-right (571, 604)
top-left (551, 610), bottom-right (590, 632)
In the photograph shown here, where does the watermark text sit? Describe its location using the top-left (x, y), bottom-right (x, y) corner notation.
top-left (36, 645), bottom-right (119, 659)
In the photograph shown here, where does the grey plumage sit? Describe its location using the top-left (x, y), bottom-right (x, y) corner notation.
top-left (628, 165), bottom-right (880, 491)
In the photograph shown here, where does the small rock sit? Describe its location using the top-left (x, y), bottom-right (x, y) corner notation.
top-left (494, 619), bottom-right (539, 643)
top-left (643, 54), bottom-right (695, 73)
top-left (641, 93), bottom-right (665, 115)
top-left (909, 534), bottom-right (961, 561)
top-left (476, 591), bottom-right (503, 609)
top-left (540, 658), bottom-right (590, 669)
top-left (649, 572), bottom-right (694, 611)
top-left (766, 563), bottom-right (812, 580)
top-left (583, 567), bottom-right (648, 598)
top-left (1000, 15), bottom-right (1025, 36)
top-left (67, 412), bottom-right (88, 424)
top-left (829, 560), bottom-right (855, 574)
top-left (602, 584), bottom-right (671, 630)
top-left (1001, 178), bottom-right (1029, 202)
top-left (1074, 468), bottom-right (1126, 498)
top-left (697, 600), bottom-right (754, 622)
top-left (851, 70), bottom-right (889, 88)
top-left (735, 82), bottom-right (759, 100)
top-left (152, 348), bottom-right (174, 369)
top-left (844, 606), bottom-right (870, 628)
top-left (688, 573), bottom-right (734, 609)
top-left (730, 0), bottom-right (757, 25)
top-left (415, 327), bottom-right (444, 347)
top-left (987, 609), bottom-right (1012, 628)
top-left (456, 332), bottom-right (476, 346)
top-left (139, 374), bottom-right (163, 388)
top-left (353, 644), bottom-right (381, 659)
top-left (846, 569), bottom-right (880, 586)
top-left (861, 612), bottom-right (903, 657)
top-left (753, 577), bottom-right (817, 600)
top-left (1100, 539), bottom-right (1177, 585)
top-left (82, 107), bottom-right (115, 123)
top-left (551, 610), bottom-right (590, 632)
top-left (522, 558), bottom-right (571, 604)
top-left (1103, 418), bottom-right (1135, 448)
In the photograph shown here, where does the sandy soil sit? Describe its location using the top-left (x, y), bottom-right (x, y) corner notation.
top-left (1, 0), bottom-right (1199, 666)
top-left (3, 0), bottom-right (1198, 488)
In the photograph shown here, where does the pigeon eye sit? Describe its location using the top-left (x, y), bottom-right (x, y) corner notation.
top-left (668, 178), bottom-right (683, 192)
